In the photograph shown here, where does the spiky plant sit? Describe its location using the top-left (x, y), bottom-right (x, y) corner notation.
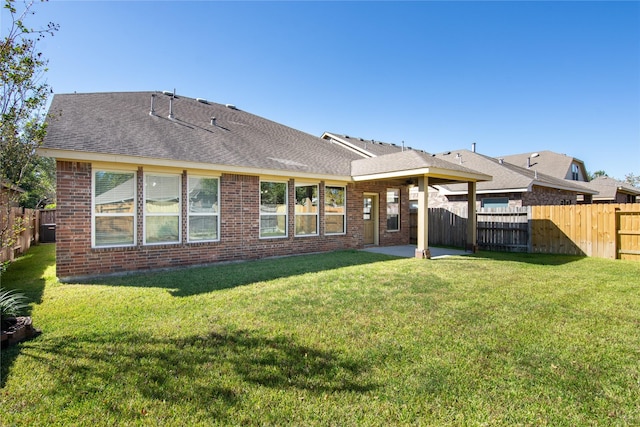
top-left (0, 288), bottom-right (28, 331)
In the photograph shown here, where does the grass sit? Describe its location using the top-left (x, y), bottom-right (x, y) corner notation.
top-left (1, 244), bottom-right (639, 426)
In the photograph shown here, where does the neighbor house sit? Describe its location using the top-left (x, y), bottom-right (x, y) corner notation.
top-left (499, 150), bottom-right (589, 182)
top-left (321, 135), bottom-right (599, 209)
top-left (427, 149), bottom-right (597, 209)
top-left (40, 92), bottom-right (490, 280)
top-left (583, 176), bottom-right (640, 204)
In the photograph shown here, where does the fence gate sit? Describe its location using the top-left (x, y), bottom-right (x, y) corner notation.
top-left (616, 209), bottom-right (640, 261)
top-left (476, 207), bottom-right (530, 252)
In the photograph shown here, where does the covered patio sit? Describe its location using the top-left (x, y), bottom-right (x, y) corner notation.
top-left (351, 150), bottom-right (492, 258)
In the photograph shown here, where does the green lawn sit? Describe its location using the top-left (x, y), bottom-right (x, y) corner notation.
top-left (1, 244), bottom-right (639, 426)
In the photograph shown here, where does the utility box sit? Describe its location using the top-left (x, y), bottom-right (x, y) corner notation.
top-left (40, 224), bottom-right (56, 243)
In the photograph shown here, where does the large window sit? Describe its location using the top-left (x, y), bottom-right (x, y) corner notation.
top-left (325, 186), bottom-right (346, 235)
top-left (188, 176), bottom-right (219, 242)
top-left (144, 173), bottom-right (181, 244)
top-left (571, 164), bottom-right (579, 181)
top-left (386, 188), bottom-right (400, 231)
top-left (260, 181), bottom-right (287, 238)
top-left (482, 197), bottom-right (509, 208)
top-left (295, 184), bottom-right (318, 236)
top-left (93, 170), bottom-right (136, 247)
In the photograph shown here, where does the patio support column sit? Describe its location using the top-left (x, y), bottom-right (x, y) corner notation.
top-left (415, 175), bottom-right (431, 259)
top-left (466, 181), bottom-right (478, 252)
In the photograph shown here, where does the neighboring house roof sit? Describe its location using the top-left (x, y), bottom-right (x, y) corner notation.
top-left (42, 92), bottom-right (363, 180)
top-left (583, 176), bottom-right (640, 201)
top-left (432, 149), bottom-right (597, 195)
top-left (499, 150), bottom-right (588, 181)
top-left (41, 92), bottom-right (491, 185)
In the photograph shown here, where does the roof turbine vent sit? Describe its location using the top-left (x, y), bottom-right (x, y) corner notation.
top-left (168, 96), bottom-right (175, 120)
top-left (149, 93), bottom-right (156, 116)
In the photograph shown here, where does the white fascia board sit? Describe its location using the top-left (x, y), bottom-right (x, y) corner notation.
top-left (531, 180), bottom-right (599, 195)
top-left (436, 186), bottom-right (529, 196)
top-left (425, 167), bottom-right (492, 182)
top-left (352, 167), bottom-right (492, 183)
top-left (37, 148), bottom-right (353, 183)
top-left (321, 132), bottom-right (375, 158)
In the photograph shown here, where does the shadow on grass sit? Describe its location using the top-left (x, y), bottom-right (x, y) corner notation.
top-left (88, 250), bottom-right (399, 297)
top-left (1, 244), bottom-right (52, 387)
top-left (0, 243), bottom-right (52, 306)
top-left (463, 251), bottom-right (587, 266)
top-left (17, 328), bottom-right (376, 422)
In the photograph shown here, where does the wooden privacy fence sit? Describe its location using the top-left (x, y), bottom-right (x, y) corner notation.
top-left (1, 207), bottom-right (37, 263)
top-left (413, 203), bottom-right (640, 260)
top-left (0, 208), bottom-right (56, 263)
top-left (531, 203), bottom-right (640, 260)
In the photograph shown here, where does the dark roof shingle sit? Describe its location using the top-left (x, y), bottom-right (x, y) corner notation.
top-left (44, 92), bottom-right (363, 176)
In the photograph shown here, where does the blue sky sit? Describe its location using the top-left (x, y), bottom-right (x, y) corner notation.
top-left (7, 0), bottom-right (639, 180)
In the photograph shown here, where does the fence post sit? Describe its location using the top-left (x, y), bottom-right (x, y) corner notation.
top-left (527, 206), bottom-right (532, 253)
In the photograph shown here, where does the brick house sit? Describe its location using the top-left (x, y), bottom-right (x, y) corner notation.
top-left (320, 135), bottom-right (598, 209)
top-left (426, 149), bottom-right (597, 209)
top-left (40, 92), bottom-right (490, 280)
top-left (584, 176), bottom-right (640, 203)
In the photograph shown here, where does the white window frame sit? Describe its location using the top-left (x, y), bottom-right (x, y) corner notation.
top-left (187, 175), bottom-right (220, 243)
top-left (295, 183), bottom-right (319, 237)
top-left (386, 188), bottom-right (400, 232)
top-left (144, 172), bottom-right (182, 245)
top-left (260, 180), bottom-right (288, 239)
top-left (324, 185), bottom-right (346, 235)
top-left (92, 169), bottom-right (137, 248)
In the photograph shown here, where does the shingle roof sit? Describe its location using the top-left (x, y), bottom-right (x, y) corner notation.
top-left (584, 176), bottom-right (640, 200)
top-left (434, 149), bottom-right (597, 194)
top-left (322, 132), bottom-right (415, 157)
top-left (499, 150), bottom-right (587, 181)
top-left (352, 150), bottom-right (489, 181)
top-left (44, 92), bottom-right (363, 177)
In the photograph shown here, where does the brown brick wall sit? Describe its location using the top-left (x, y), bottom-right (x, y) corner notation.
top-left (521, 186), bottom-right (576, 206)
top-left (55, 162), bottom-right (410, 280)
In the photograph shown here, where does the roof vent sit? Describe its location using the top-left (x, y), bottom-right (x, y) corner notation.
top-left (168, 96), bottom-right (175, 120)
top-left (197, 98), bottom-right (208, 104)
top-left (162, 90), bottom-right (173, 96)
top-left (226, 104), bottom-right (237, 110)
top-left (499, 158), bottom-right (504, 164)
top-left (345, 135), bottom-right (350, 138)
top-left (149, 93), bottom-right (156, 116)
top-left (210, 117), bottom-right (216, 126)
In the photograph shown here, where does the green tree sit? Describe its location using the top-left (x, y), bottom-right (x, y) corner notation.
top-left (1, 0), bottom-right (58, 255)
top-left (624, 172), bottom-right (640, 188)
top-left (587, 170), bottom-right (607, 181)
